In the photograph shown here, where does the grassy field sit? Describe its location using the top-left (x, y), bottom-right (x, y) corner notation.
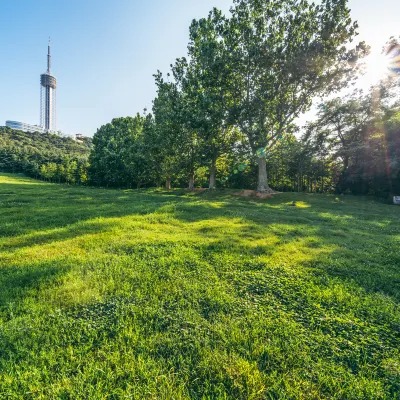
top-left (0, 173), bottom-right (399, 399)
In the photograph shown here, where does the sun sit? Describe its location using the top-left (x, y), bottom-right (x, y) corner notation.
top-left (358, 44), bottom-right (400, 89)
top-left (365, 53), bottom-right (390, 79)
top-left (359, 51), bottom-right (391, 88)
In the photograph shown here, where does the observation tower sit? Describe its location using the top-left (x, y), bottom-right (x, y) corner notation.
top-left (40, 40), bottom-right (57, 131)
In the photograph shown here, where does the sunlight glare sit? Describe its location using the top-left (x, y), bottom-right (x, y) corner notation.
top-left (358, 44), bottom-right (400, 89)
top-left (359, 51), bottom-right (391, 88)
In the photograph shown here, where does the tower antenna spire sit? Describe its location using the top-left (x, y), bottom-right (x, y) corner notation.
top-left (47, 37), bottom-right (51, 73)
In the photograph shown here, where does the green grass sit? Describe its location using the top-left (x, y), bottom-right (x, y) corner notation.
top-left (0, 173), bottom-right (399, 399)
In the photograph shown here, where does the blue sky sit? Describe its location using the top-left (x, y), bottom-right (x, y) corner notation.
top-left (0, 0), bottom-right (398, 136)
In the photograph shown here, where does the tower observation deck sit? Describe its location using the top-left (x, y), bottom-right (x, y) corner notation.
top-left (40, 40), bottom-right (57, 131)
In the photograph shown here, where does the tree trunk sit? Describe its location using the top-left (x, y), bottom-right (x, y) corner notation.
top-left (344, 156), bottom-right (349, 170)
top-left (188, 173), bottom-right (195, 190)
top-left (209, 158), bottom-right (217, 189)
top-left (165, 177), bottom-right (171, 190)
top-left (137, 182), bottom-right (142, 189)
top-left (257, 157), bottom-right (272, 192)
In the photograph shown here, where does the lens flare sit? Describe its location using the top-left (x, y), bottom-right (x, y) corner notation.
top-left (386, 44), bottom-right (400, 75)
top-left (360, 44), bottom-right (400, 88)
top-left (363, 53), bottom-right (390, 83)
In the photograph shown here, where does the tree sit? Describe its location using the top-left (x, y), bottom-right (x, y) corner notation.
top-left (77, 161), bottom-right (89, 185)
top-left (152, 70), bottom-right (202, 190)
top-left (57, 164), bottom-right (66, 183)
top-left (65, 160), bottom-right (78, 184)
top-left (89, 115), bottom-right (148, 188)
top-left (150, 74), bottom-right (187, 189)
top-left (305, 87), bottom-right (400, 196)
top-left (306, 92), bottom-right (371, 174)
top-left (223, 0), bottom-right (366, 191)
top-left (39, 164), bottom-right (49, 181)
top-left (184, 9), bottom-right (239, 189)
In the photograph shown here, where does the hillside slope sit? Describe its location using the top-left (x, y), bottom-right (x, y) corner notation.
top-left (0, 173), bottom-right (399, 399)
top-left (0, 128), bottom-right (91, 182)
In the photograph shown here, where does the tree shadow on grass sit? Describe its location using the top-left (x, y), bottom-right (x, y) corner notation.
top-left (1, 219), bottom-right (123, 252)
top-left (1, 178), bottom-right (399, 308)
top-left (173, 198), bottom-right (400, 303)
top-left (0, 261), bottom-right (69, 314)
top-left (0, 181), bottom-right (193, 239)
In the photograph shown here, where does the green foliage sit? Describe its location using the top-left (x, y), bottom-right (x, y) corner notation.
top-left (345, 110), bottom-right (400, 196)
top-left (307, 89), bottom-right (400, 197)
top-left (182, 9), bottom-right (240, 188)
top-left (89, 115), bottom-right (151, 188)
top-left (221, 0), bottom-right (366, 191)
top-left (150, 73), bottom-right (201, 189)
top-left (0, 127), bottom-right (91, 184)
top-left (139, 0), bottom-right (365, 193)
top-left (0, 173), bottom-right (399, 398)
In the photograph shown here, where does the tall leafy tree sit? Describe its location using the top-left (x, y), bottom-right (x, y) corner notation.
top-left (156, 65), bottom-right (203, 190)
top-left (185, 9), bottom-right (239, 189)
top-left (306, 92), bottom-right (371, 171)
top-left (223, 0), bottom-right (367, 191)
top-left (149, 73), bottom-right (188, 189)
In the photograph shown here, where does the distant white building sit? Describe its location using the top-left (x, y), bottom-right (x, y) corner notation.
top-left (5, 120), bottom-right (47, 134)
top-left (4, 120), bottom-right (82, 141)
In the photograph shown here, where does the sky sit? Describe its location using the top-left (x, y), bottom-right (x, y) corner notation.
top-left (0, 0), bottom-right (398, 137)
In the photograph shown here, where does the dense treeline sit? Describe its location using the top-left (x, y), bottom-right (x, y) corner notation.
top-left (88, 0), bottom-right (399, 197)
top-left (89, 114), bottom-right (338, 192)
top-left (0, 127), bottom-right (91, 184)
top-left (87, 94), bottom-right (400, 197)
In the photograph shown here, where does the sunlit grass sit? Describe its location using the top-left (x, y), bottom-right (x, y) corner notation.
top-left (0, 173), bottom-right (399, 399)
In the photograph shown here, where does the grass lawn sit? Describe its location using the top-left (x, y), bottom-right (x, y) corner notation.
top-left (0, 173), bottom-right (399, 399)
